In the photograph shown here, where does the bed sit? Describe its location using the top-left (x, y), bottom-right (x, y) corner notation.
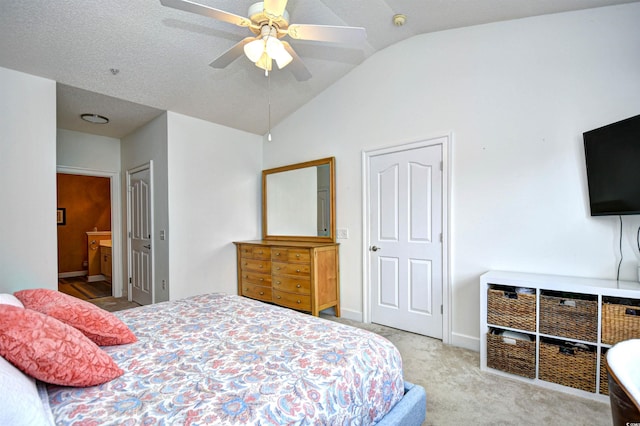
top-left (1, 292), bottom-right (426, 425)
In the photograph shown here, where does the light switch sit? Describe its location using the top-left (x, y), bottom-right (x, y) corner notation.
top-left (337, 228), bottom-right (349, 239)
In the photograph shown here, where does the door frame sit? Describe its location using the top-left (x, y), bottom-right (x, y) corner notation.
top-left (126, 161), bottom-right (155, 304)
top-left (56, 166), bottom-right (123, 298)
top-left (361, 135), bottom-right (451, 344)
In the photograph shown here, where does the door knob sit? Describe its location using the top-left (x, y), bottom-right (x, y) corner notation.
top-left (370, 246), bottom-right (381, 252)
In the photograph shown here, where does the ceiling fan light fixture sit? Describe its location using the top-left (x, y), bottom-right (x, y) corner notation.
top-left (255, 52), bottom-right (273, 71)
top-left (244, 38), bottom-right (265, 62)
top-left (266, 37), bottom-right (292, 69)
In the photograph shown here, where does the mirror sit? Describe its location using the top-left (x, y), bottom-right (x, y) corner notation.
top-left (262, 157), bottom-right (335, 242)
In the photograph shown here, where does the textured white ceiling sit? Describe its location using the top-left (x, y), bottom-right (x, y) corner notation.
top-left (1, 0), bottom-right (637, 137)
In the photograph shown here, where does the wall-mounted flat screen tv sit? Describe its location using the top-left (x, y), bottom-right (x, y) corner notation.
top-left (584, 114), bottom-right (640, 216)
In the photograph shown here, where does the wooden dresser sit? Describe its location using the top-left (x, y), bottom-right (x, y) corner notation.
top-left (234, 240), bottom-right (340, 316)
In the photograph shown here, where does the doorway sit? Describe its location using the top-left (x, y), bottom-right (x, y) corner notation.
top-left (56, 166), bottom-right (123, 299)
top-left (363, 136), bottom-right (450, 342)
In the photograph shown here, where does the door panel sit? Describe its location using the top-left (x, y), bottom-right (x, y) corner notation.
top-left (369, 143), bottom-right (443, 338)
top-left (129, 168), bottom-right (153, 305)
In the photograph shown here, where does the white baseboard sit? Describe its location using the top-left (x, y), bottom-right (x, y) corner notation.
top-left (58, 271), bottom-right (87, 278)
top-left (87, 274), bottom-right (106, 282)
top-left (450, 332), bottom-right (480, 352)
top-left (338, 308), bottom-right (363, 322)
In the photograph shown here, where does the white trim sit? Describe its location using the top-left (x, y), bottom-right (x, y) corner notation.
top-left (56, 166), bottom-right (123, 298)
top-left (361, 134), bottom-right (452, 344)
top-left (58, 271), bottom-right (87, 278)
top-left (451, 333), bottom-right (480, 352)
top-left (87, 274), bottom-right (107, 283)
top-left (126, 161), bottom-right (155, 304)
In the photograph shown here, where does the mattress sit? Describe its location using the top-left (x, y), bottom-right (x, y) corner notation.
top-left (45, 293), bottom-right (405, 425)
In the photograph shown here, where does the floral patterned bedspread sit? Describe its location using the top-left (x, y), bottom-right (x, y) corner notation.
top-left (46, 294), bottom-right (404, 425)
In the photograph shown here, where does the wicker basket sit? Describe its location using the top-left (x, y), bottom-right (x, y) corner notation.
top-left (487, 288), bottom-right (536, 332)
top-left (539, 294), bottom-right (597, 342)
top-left (486, 332), bottom-right (536, 378)
top-left (599, 351), bottom-right (609, 396)
top-left (539, 340), bottom-right (596, 393)
top-left (601, 299), bottom-right (640, 345)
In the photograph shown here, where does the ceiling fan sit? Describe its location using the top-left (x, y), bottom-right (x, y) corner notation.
top-left (160, 0), bottom-right (367, 81)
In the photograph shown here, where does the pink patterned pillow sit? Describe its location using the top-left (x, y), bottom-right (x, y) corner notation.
top-left (0, 304), bottom-right (123, 386)
top-left (14, 289), bottom-right (136, 346)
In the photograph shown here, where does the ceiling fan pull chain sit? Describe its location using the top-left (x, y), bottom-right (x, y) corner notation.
top-left (267, 71), bottom-right (272, 142)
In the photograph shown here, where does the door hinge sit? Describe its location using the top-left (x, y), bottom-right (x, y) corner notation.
top-left (129, 277), bottom-right (132, 284)
top-left (440, 161), bottom-right (443, 171)
top-left (440, 233), bottom-right (443, 242)
top-left (441, 305), bottom-right (443, 314)
top-left (128, 231), bottom-right (132, 238)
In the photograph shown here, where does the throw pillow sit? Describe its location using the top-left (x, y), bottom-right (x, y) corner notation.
top-left (0, 305), bottom-right (123, 387)
top-left (14, 289), bottom-right (136, 346)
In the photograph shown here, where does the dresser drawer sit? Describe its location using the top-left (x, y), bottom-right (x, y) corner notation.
top-left (240, 271), bottom-right (272, 287)
top-left (273, 290), bottom-right (311, 311)
top-left (272, 275), bottom-right (310, 294)
top-left (272, 261), bottom-right (310, 276)
top-left (239, 244), bottom-right (271, 260)
top-left (242, 284), bottom-right (272, 302)
top-left (271, 248), bottom-right (311, 263)
top-left (240, 258), bottom-right (271, 273)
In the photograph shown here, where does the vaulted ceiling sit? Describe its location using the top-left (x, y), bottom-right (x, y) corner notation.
top-left (1, 0), bottom-right (636, 138)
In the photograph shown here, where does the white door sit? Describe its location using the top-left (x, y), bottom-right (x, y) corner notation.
top-left (368, 143), bottom-right (443, 338)
top-left (128, 167), bottom-right (153, 305)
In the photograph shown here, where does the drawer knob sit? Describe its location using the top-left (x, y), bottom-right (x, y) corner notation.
top-left (259, 291), bottom-right (264, 295)
top-left (297, 300), bottom-right (301, 304)
top-left (276, 267), bottom-right (281, 270)
top-left (275, 281), bottom-right (281, 285)
top-left (296, 269), bottom-right (300, 273)
top-left (296, 284), bottom-right (301, 288)
top-left (259, 278), bottom-right (264, 281)
top-left (296, 254), bottom-right (300, 258)
top-left (276, 295), bottom-right (281, 299)
top-left (259, 265), bottom-right (263, 268)
top-left (275, 252), bottom-right (281, 256)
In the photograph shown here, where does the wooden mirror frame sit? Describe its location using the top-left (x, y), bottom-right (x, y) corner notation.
top-left (262, 157), bottom-right (336, 243)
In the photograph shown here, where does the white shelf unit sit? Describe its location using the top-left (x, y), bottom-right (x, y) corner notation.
top-left (480, 270), bottom-right (640, 402)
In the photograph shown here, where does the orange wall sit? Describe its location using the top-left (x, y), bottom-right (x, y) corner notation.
top-left (57, 174), bottom-right (111, 273)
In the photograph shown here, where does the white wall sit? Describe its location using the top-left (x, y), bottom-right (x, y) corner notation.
top-left (57, 129), bottom-right (123, 296)
top-left (57, 129), bottom-right (121, 172)
top-left (264, 4), bottom-right (640, 349)
top-left (121, 114), bottom-right (170, 302)
top-left (0, 67), bottom-right (57, 292)
top-left (167, 112), bottom-right (262, 301)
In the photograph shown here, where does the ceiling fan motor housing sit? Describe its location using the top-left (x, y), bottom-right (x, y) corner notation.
top-left (248, 2), bottom-right (290, 37)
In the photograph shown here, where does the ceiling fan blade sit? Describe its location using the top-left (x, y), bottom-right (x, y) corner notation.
top-left (282, 41), bottom-right (311, 81)
top-left (209, 37), bottom-right (256, 69)
top-left (263, 0), bottom-right (288, 18)
top-left (286, 24), bottom-right (366, 44)
top-left (160, 0), bottom-right (251, 28)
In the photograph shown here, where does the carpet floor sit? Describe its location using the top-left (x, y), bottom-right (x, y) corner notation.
top-left (323, 316), bottom-right (611, 426)
top-left (88, 296), bottom-right (141, 312)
